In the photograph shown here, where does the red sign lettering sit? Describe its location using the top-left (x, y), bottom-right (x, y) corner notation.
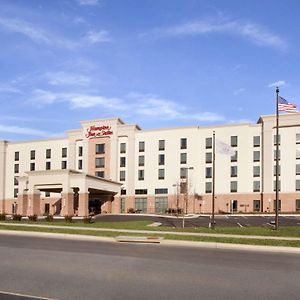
top-left (85, 125), bottom-right (113, 138)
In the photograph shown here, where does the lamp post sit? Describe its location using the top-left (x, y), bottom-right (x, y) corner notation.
top-left (172, 183), bottom-right (180, 218)
top-left (182, 167), bottom-right (194, 228)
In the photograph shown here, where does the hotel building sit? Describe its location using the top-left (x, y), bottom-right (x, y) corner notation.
top-left (0, 113), bottom-right (300, 216)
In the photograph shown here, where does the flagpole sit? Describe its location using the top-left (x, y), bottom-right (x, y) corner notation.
top-left (211, 131), bottom-right (215, 229)
top-left (275, 87), bottom-right (279, 230)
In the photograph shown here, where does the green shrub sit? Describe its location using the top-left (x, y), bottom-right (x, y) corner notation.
top-left (64, 215), bottom-right (73, 223)
top-left (28, 215), bottom-right (38, 222)
top-left (83, 216), bottom-right (93, 223)
top-left (12, 214), bottom-right (22, 221)
top-left (0, 213), bottom-right (6, 221)
top-left (45, 214), bottom-right (54, 222)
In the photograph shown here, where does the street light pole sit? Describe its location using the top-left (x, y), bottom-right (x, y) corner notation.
top-left (182, 166), bottom-right (194, 228)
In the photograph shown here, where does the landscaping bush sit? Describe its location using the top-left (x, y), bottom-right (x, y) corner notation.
top-left (83, 216), bottom-right (93, 223)
top-left (64, 215), bottom-right (73, 223)
top-left (45, 214), bottom-right (54, 222)
top-left (28, 215), bottom-right (38, 222)
top-left (0, 213), bottom-right (6, 221)
top-left (12, 214), bottom-right (22, 221)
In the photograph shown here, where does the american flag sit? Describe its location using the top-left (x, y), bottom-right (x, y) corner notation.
top-left (278, 96), bottom-right (297, 112)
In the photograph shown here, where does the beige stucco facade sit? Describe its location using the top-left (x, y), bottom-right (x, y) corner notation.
top-left (0, 114), bottom-right (300, 216)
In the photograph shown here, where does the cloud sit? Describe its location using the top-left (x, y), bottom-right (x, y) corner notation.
top-left (233, 88), bottom-right (245, 95)
top-left (268, 80), bottom-right (286, 88)
top-left (32, 89), bottom-right (124, 110)
top-left (0, 83), bottom-right (21, 94)
top-left (45, 72), bottom-right (91, 86)
top-left (0, 124), bottom-right (51, 137)
top-left (144, 17), bottom-right (287, 50)
top-left (77, 0), bottom-right (99, 5)
top-left (0, 17), bottom-right (76, 48)
top-left (86, 30), bottom-right (111, 43)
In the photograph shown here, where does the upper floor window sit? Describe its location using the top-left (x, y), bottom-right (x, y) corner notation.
top-left (231, 166), bottom-right (238, 177)
top-left (96, 144), bottom-right (105, 154)
top-left (158, 169), bottom-right (165, 180)
top-left (180, 138), bottom-right (187, 150)
top-left (230, 181), bottom-right (238, 193)
top-left (296, 149), bottom-right (300, 160)
top-left (205, 138), bottom-right (212, 149)
top-left (120, 157), bottom-right (126, 168)
top-left (78, 146), bottom-right (83, 157)
top-left (253, 166), bottom-right (260, 177)
top-left (95, 157), bottom-right (105, 168)
top-left (138, 155), bottom-right (145, 167)
top-left (296, 134), bottom-right (300, 144)
top-left (61, 161), bottom-right (67, 170)
top-left (296, 164), bottom-right (300, 175)
top-left (120, 170), bottom-right (126, 181)
top-left (231, 151), bottom-right (238, 162)
top-left (155, 188), bottom-right (168, 194)
top-left (139, 141), bottom-right (145, 152)
top-left (180, 153), bottom-right (187, 164)
top-left (95, 171), bottom-right (104, 178)
top-left (138, 170), bottom-right (144, 181)
top-left (46, 161), bottom-right (51, 170)
top-left (14, 164), bottom-right (19, 174)
top-left (30, 162), bottom-right (35, 171)
top-left (30, 150), bottom-right (35, 160)
top-left (120, 143), bottom-right (126, 154)
top-left (253, 151), bottom-right (260, 162)
top-left (62, 148), bottom-right (67, 158)
top-left (14, 152), bottom-right (19, 161)
top-left (231, 136), bottom-right (238, 147)
top-left (158, 154), bottom-right (165, 165)
top-left (274, 134), bottom-right (281, 145)
top-left (206, 167), bottom-right (212, 178)
top-left (206, 152), bottom-right (212, 164)
top-left (253, 136), bottom-right (260, 147)
top-left (46, 149), bottom-right (51, 159)
top-left (159, 140), bottom-right (165, 151)
top-left (78, 159), bottom-right (83, 170)
top-left (296, 180), bottom-right (300, 191)
top-left (180, 167), bottom-right (187, 179)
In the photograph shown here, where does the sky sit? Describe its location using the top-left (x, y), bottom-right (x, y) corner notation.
top-left (0, 0), bottom-right (300, 141)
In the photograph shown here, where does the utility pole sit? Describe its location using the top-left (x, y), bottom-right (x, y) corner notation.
top-left (275, 87), bottom-right (280, 230)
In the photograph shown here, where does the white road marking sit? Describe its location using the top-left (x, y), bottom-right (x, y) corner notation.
top-left (237, 222), bottom-right (243, 227)
top-left (0, 290), bottom-right (57, 300)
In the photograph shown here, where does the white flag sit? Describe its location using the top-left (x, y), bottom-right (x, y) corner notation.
top-left (216, 140), bottom-right (235, 156)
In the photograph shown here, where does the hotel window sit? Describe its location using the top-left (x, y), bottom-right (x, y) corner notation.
top-left (296, 149), bottom-right (300, 160)
top-left (274, 165), bottom-right (281, 176)
top-left (296, 199), bottom-right (300, 211)
top-left (253, 166), bottom-right (260, 177)
top-left (180, 138), bottom-right (187, 150)
top-left (296, 134), bottom-right (300, 144)
top-left (46, 161), bottom-right (51, 170)
top-left (30, 162), bottom-right (35, 171)
top-left (14, 188), bottom-right (18, 198)
top-left (158, 169), bottom-right (165, 180)
top-left (46, 149), bottom-right (51, 159)
top-left (206, 152), bottom-right (212, 163)
top-left (296, 180), bottom-right (300, 191)
top-left (273, 180), bottom-right (281, 191)
top-left (253, 136), bottom-right (260, 147)
top-left (231, 166), bottom-right (238, 177)
top-left (274, 134), bottom-right (281, 145)
top-left (159, 140), bottom-right (165, 151)
top-left (121, 189), bottom-right (126, 195)
top-left (274, 149), bottom-right (280, 161)
top-left (155, 188), bottom-right (168, 194)
top-left (120, 143), bottom-right (126, 154)
top-left (138, 170), bottom-right (144, 181)
top-left (62, 148), bottom-right (67, 158)
top-left (14, 164), bottom-right (19, 174)
top-left (273, 200), bottom-right (281, 212)
top-left (95, 143), bottom-right (105, 154)
top-left (14, 152), bottom-right (19, 161)
top-left (180, 153), bottom-right (187, 164)
top-left (230, 181), bottom-right (238, 193)
top-left (231, 151), bottom-right (238, 162)
top-left (206, 167), bottom-right (212, 178)
top-left (253, 151), bottom-right (260, 162)
top-left (61, 161), bottom-right (67, 170)
top-left (253, 181), bottom-right (260, 192)
top-left (95, 171), bottom-right (104, 178)
top-left (30, 150), bottom-right (35, 160)
top-left (135, 189), bottom-right (148, 195)
top-left (95, 157), bottom-right (105, 168)
top-left (120, 170), bottom-right (126, 181)
top-left (78, 159), bottom-right (83, 170)
top-left (138, 155), bottom-right (145, 167)
top-left (205, 182), bottom-right (212, 193)
top-left (231, 136), bottom-right (238, 147)
top-left (139, 141), bottom-right (145, 152)
top-left (205, 138), bottom-right (212, 149)
top-left (120, 157), bottom-right (126, 168)
top-left (78, 146), bottom-right (83, 157)
top-left (14, 177), bottom-right (18, 186)
top-left (180, 167), bottom-right (187, 179)
top-left (135, 198), bottom-right (147, 213)
top-left (296, 164), bottom-right (300, 175)
top-left (45, 192), bottom-right (50, 197)
top-left (158, 154), bottom-right (165, 165)
top-left (253, 200), bottom-right (260, 212)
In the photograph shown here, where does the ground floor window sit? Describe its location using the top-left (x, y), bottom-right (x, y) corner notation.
top-left (45, 203), bottom-right (50, 215)
top-left (253, 200), bottom-right (260, 212)
top-left (231, 200), bottom-right (238, 212)
top-left (273, 200), bottom-right (281, 212)
top-left (12, 202), bottom-right (17, 214)
top-left (155, 197), bottom-right (168, 214)
top-left (296, 199), bottom-right (300, 211)
top-left (135, 198), bottom-right (147, 213)
top-left (120, 198), bottom-right (125, 213)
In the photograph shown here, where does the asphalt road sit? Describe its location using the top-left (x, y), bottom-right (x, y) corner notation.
top-left (0, 234), bottom-right (299, 300)
top-left (94, 214), bottom-right (300, 227)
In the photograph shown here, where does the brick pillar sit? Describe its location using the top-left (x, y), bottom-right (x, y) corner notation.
top-left (27, 192), bottom-right (41, 216)
top-left (78, 192), bottom-right (89, 217)
top-left (17, 193), bottom-right (28, 216)
top-left (61, 190), bottom-right (74, 216)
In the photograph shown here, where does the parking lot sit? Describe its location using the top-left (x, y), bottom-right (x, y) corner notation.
top-left (94, 214), bottom-right (300, 228)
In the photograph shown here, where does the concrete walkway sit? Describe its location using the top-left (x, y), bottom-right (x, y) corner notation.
top-left (0, 222), bottom-right (299, 241)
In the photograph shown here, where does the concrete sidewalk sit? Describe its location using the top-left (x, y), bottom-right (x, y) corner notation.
top-left (0, 222), bottom-right (300, 241)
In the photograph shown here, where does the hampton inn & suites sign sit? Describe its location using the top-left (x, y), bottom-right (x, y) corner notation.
top-left (85, 125), bottom-right (113, 138)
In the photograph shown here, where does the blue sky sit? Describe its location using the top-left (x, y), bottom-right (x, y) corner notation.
top-left (0, 0), bottom-right (299, 140)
